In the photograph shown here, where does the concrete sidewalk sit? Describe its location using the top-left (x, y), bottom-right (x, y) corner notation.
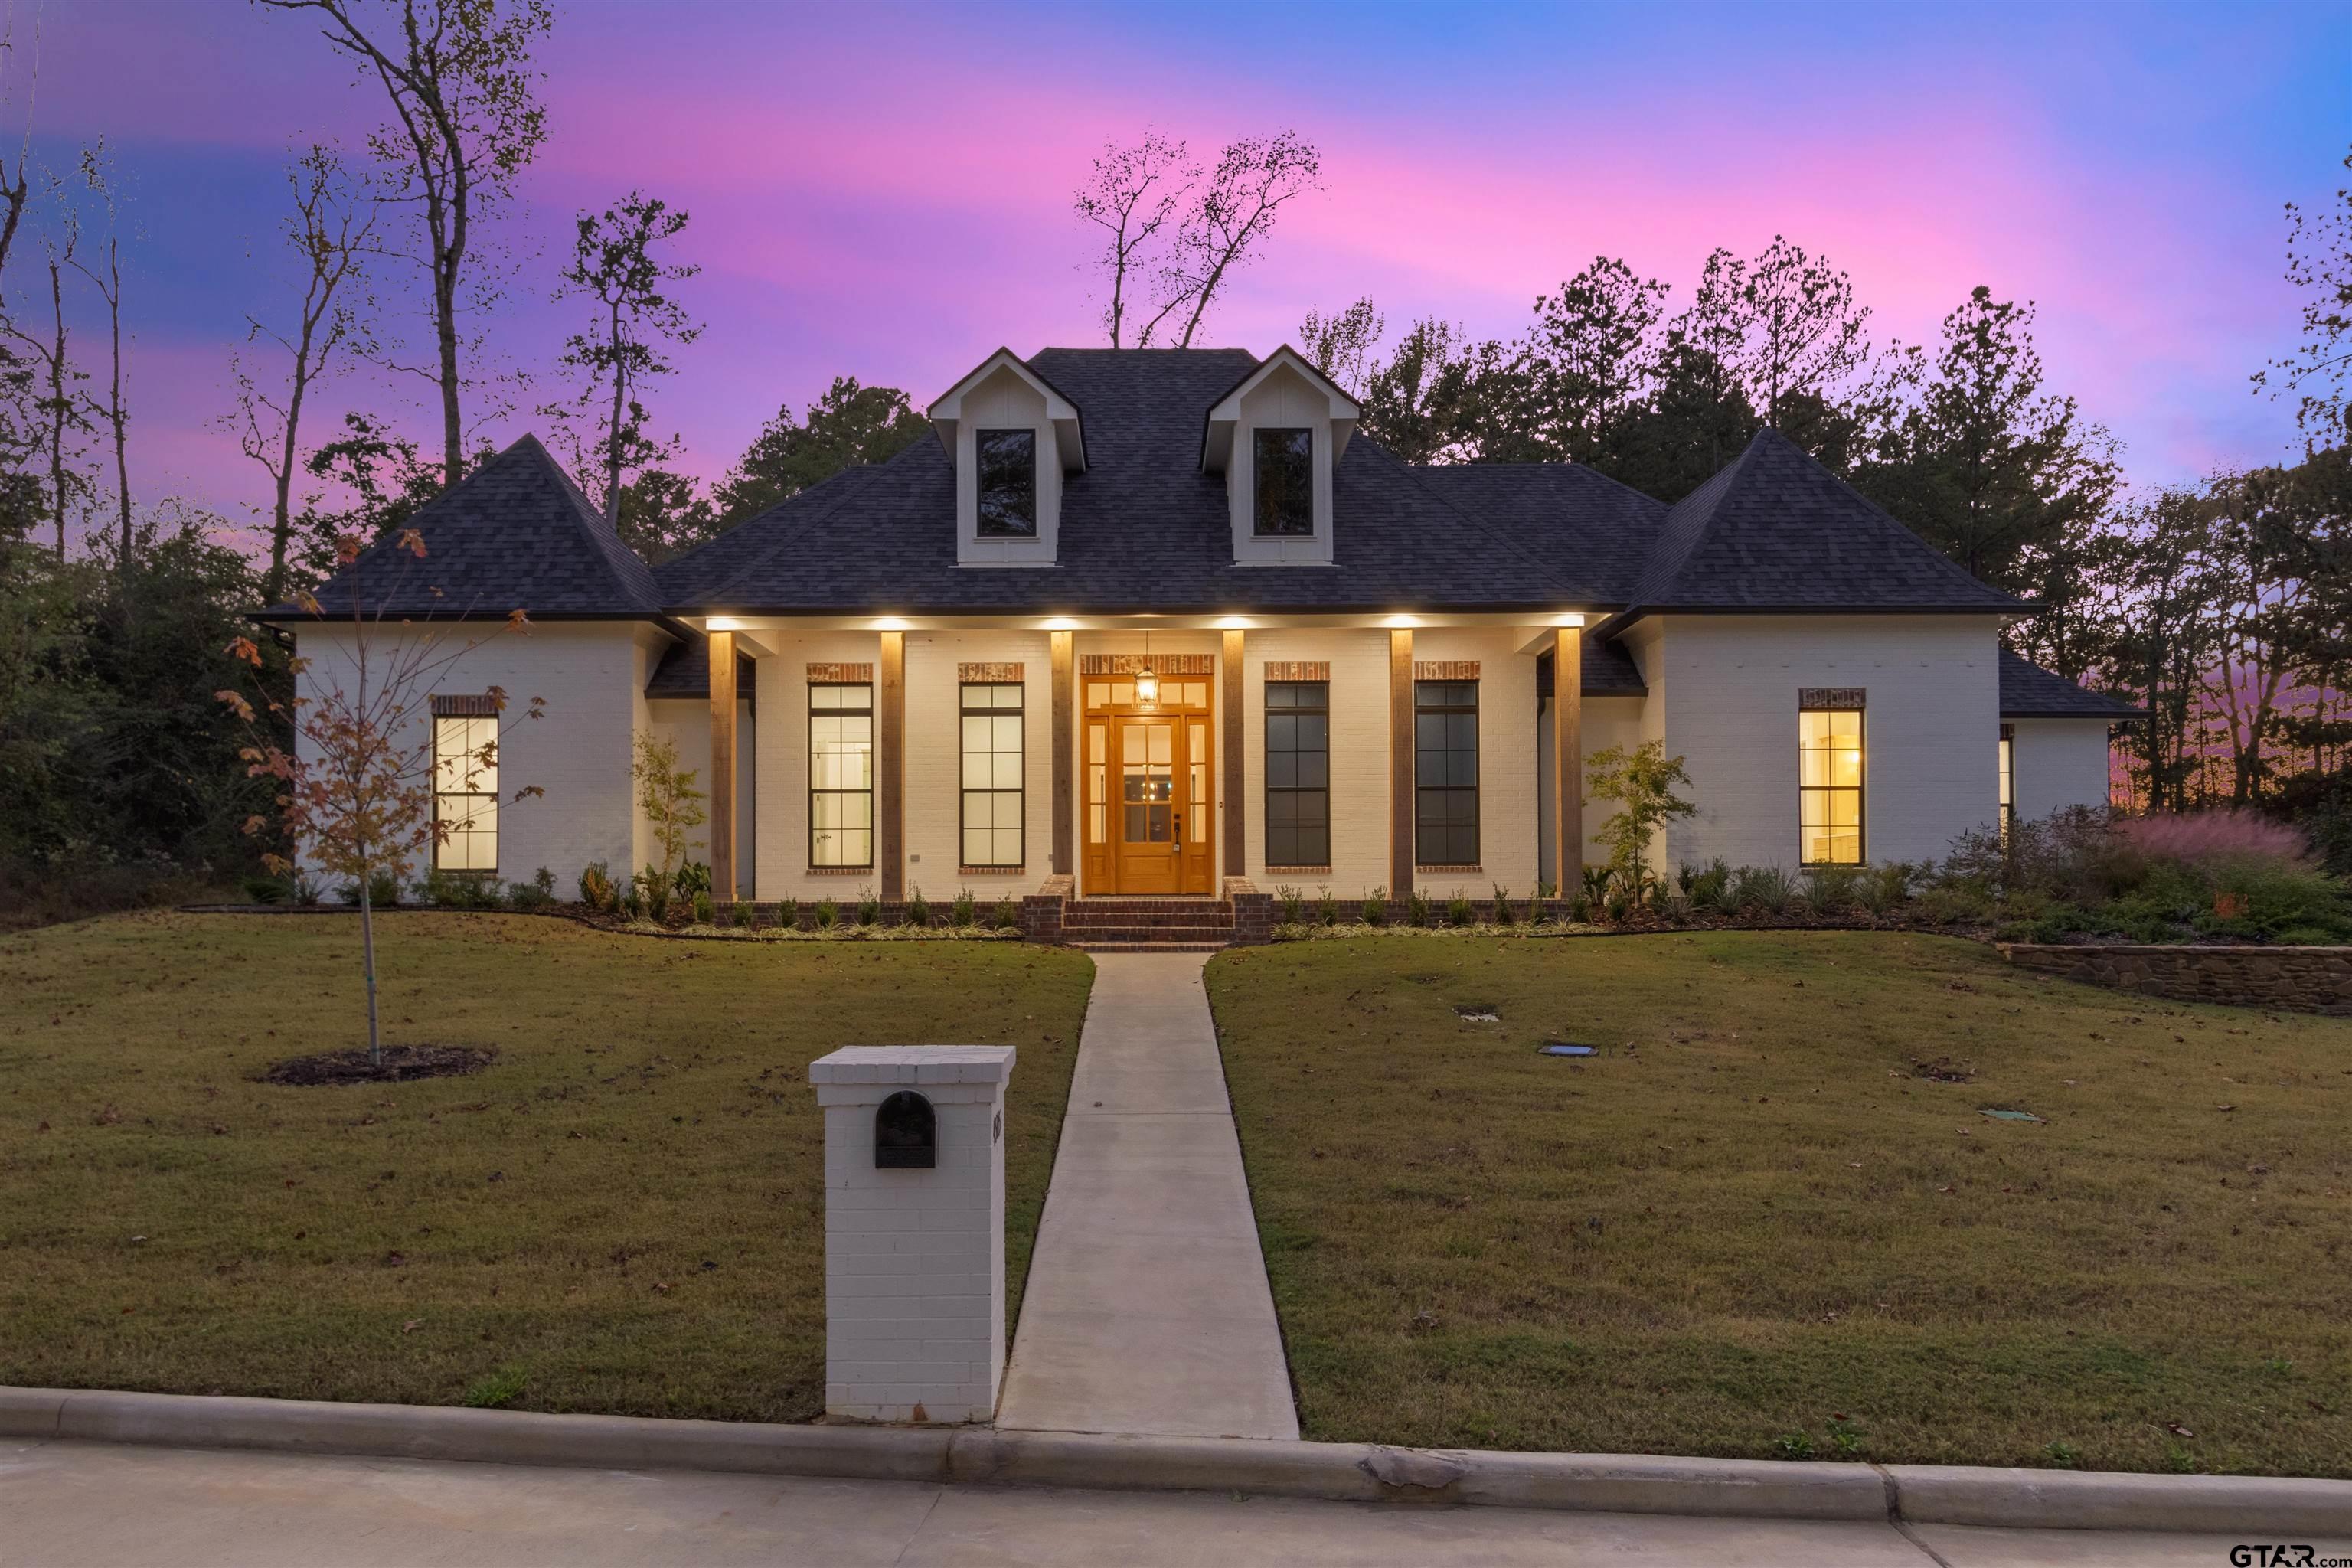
top-left (4, 1438), bottom-right (2313, 1567)
top-left (995, 950), bottom-right (1297, 1439)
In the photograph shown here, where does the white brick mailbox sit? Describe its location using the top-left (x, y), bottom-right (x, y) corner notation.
top-left (808, 1044), bottom-right (1016, 1424)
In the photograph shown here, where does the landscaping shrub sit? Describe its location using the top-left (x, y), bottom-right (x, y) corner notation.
top-left (673, 861), bottom-right (712, 900)
top-left (243, 872), bottom-right (290, 904)
top-left (1802, 864), bottom-right (1864, 914)
top-left (813, 899), bottom-right (839, 931)
top-left (729, 900), bottom-right (753, 928)
top-left (1405, 888), bottom-right (1434, 927)
top-left (906, 887), bottom-right (932, 929)
top-left (992, 897), bottom-right (1020, 929)
top-left (1446, 895), bottom-right (1475, 927)
top-left (508, 867), bottom-right (558, 910)
top-left (1363, 887), bottom-right (1388, 926)
top-left (2117, 809), bottom-right (2312, 871)
top-left (693, 890), bottom-right (715, 924)
top-left (856, 891), bottom-right (881, 927)
top-left (1491, 884), bottom-right (1515, 926)
top-left (634, 864), bottom-right (671, 922)
top-left (778, 896), bottom-right (799, 930)
top-left (1318, 890), bottom-right (1341, 926)
top-left (1733, 864), bottom-right (1798, 915)
top-left (951, 888), bottom-right (977, 929)
top-left (578, 861), bottom-right (616, 911)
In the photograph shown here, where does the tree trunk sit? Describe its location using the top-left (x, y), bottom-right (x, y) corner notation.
top-left (436, 256), bottom-right (462, 488)
top-left (359, 870), bottom-right (383, 1068)
top-left (106, 241), bottom-right (130, 564)
top-left (44, 260), bottom-right (67, 556)
top-left (603, 299), bottom-right (626, 527)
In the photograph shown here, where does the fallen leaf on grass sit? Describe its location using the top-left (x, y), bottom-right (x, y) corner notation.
top-left (402, 1319), bottom-right (422, 1334)
top-left (2165, 1423), bottom-right (2194, 1439)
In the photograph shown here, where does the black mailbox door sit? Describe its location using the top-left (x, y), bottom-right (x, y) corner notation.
top-left (874, 1090), bottom-right (936, 1168)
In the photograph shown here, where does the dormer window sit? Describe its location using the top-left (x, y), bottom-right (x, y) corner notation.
top-left (976, 429), bottom-right (1037, 537)
top-left (1253, 429), bottom-right (1313, 536)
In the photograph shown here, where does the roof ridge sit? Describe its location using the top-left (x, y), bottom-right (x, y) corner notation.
top-left (506, 433), bottom-right (663, 610)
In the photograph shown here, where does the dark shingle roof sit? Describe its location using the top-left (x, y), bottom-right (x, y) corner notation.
top-left (2000, 649), bottom-right (2142, 718)
top-left (1534, 631), bottom-right (1647, 699)
top-left (658, 348), bottom-right (1579, 616)
top-left (1591, 427), bottom-right (2026, 635)
top-left (260, 434), bottom-right (663, 621)
top-left (644, 634), bottom-right (757, 701)
top-left (1409, 462), bottom-right (1664, 604)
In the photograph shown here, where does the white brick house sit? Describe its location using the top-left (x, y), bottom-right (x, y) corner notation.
top-left (261, 345), bottom-right (2134, 914)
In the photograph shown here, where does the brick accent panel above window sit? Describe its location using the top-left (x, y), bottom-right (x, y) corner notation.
top-left (958, 662), bottom-right (1024, 682)
top-left (1080, 653), bottom-right (1216, 677)
top-left (430, 693), bottom-right (499, 717)
top-left (1263, 661), bottom-right (1329, 681)
top-left (1799, 687), bottom-right (1867, 710)
top-left (1413, 661), bottom-right (1480, 681)
top-left (808, 662), bottom-right (874, 683)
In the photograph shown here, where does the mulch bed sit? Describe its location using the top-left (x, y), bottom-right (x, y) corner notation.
top-left (259, 1044), bottom-right (495, 1086)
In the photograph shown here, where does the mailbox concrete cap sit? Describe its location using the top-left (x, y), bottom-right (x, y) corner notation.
top-left (808, 1046), bottom-right (1017, 1087)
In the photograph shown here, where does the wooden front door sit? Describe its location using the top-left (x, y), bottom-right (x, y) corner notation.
top-left (1082, 662), bottom-right (1215, 896)
top-left (1113, 716), bottom-right (1182, 893)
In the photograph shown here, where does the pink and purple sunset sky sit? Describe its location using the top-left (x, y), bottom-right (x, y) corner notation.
top-left (30, 0), bottom-right (2352, 539)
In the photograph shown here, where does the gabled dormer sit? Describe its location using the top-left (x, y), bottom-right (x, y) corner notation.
top-left (928, 348), bottom-right (1086, 567)
top-left (1201, 345), bottom-right (1360, 565)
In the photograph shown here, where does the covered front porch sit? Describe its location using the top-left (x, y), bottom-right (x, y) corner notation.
top-left (682, 609), bottom-right (1605, 924)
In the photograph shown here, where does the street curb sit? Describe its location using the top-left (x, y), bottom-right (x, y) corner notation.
top-left (5, 1387), bottom-right (2348, 1533)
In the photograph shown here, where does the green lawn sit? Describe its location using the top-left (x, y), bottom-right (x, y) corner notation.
top-left (0, 911), bottom-right (1093, 1421)
top-left (1207, 930), bottom-right (2352, 1476)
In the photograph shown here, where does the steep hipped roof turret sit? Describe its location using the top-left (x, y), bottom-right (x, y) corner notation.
top-left (258, 433), bottom-right (664, 622)
top-left (1589, 427), bottom-right (2027, 637)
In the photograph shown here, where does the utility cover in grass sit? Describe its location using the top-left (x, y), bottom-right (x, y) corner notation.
top-left (1978, 1107), bottom-right (2045, 1123)
top-left (1540, 1043), bottom-right (1598, 1057)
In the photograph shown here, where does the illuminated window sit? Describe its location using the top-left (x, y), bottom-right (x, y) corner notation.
top-left (1998, 723), bottom-right (2014, 841)
top-left (1265, 680), bottom-right (1328, 866)
top-left (432, 711), bottom-right (498, 872)
top-left (1415, 679), bottom-right (1478, 866)
top-left (960, 682), bottom-right (1024, 867)
top-left (809, 683), bottom-right (873, 867)
top-left (975, 429), bottom-right (1036, 537)
top-left (1253, 427), bottom-right (1312, 536)
top-left (1798, 706), bottom-right (1864, 866)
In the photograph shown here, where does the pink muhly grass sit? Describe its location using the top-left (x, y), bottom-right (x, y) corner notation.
top-left (2115, 810), bottom-right (2312, 870)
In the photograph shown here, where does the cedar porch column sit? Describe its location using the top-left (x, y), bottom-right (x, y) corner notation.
top-left (1222, 629), bottom-right (1246, 877)
top-left (1050, 630), bottom-right (1074, 877)
top-left (1389, 628), bottom-right (1413, 899)
top-left (707, 630), bottom-right (737, 903)
top-left (1551, 626), bottom-right (1583, 899)
top-left (878, 631), bottom-right (904, 899)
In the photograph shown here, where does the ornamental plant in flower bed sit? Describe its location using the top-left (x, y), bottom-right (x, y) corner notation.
top-left (1268, 808), bottom-right (2352, 947)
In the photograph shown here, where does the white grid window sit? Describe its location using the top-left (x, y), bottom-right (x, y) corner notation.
top-left (961, 682), bottom-right (1024, 867)
top-left (809, 683), bottom-right (873, 867)
top-left (433, 714), bottom-right (498, 872)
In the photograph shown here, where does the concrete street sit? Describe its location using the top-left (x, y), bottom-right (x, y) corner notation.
top-left (995, 950), bottom-right (1298, 1439)
top-left (7, 1438), bottom-right (2316, 1568)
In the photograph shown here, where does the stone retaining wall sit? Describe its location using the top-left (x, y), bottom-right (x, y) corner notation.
top-left (1999, 942), bottom-right (2352, 1014)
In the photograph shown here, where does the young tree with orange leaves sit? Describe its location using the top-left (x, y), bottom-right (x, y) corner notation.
top-left (220, 525), bottom-right (541, 1067)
